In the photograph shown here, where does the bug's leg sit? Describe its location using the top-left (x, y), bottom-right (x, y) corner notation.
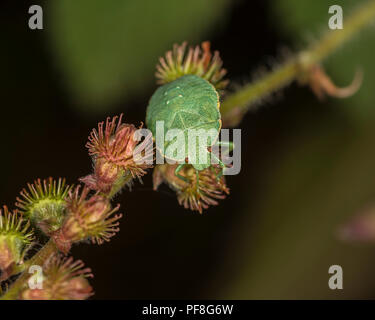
top-left (210, 165), bottom-right (223, 180)
top-left (210, 153), bottom-right (226, 181)
top-left (211, 152), bottom-right (226, 169)
top-left (209, 140), bottom-right (234, 180)
top-left (215, 141), bottom-right (234, 155)
top-left (174, 164), bottom-right (190, 183)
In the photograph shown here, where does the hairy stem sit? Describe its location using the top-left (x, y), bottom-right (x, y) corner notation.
top-left (0, 240), bottom-right (57, 300)
top-left (221, 0), bottom-right (375, 123)
top-left (107, 171), bottom-right (134, 199)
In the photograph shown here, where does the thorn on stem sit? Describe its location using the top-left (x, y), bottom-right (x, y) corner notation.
top-left (303, 64), bottom-right (363, 100)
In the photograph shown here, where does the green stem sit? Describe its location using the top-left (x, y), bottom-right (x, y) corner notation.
top-left (107, 170), bottom-right (134, 199)
top-left (0, 240), bottom-right (57, 300)
top-left (221, 0), bottom-right (375, 123)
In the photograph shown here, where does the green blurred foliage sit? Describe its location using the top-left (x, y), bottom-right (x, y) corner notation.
top-left (223, 115), bottom-right (375, 298)
top-left (218, 0), bottom-right (375, 299)
top-left (46, 0), bottom-right (230, 113)
top-left (272, 0), bottom-right (375, 121)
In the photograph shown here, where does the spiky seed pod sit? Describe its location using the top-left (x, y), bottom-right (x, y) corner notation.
top-left (20, 254), bottom-right (93, 300)
top-left (81, 114), bottom-right (153, 196)
top-left (153, 164), bottom-right (229, 214)
top-left (0, 206), bottom-right (34, 280)
top-left (15, 178), bottom-right (72, 236)
top-left (155, 41), bottom-right (229, 90)
top-left (52, 186), bottom-right (122, 253)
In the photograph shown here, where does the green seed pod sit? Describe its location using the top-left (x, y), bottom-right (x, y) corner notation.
top-left (52, 186), bottom-right (122, 253)
top-left (0, 206), bottom-right (34, 279)
top-left (16, 178), bottom-right (72, 236)
top-left (155, 41), bottom-right (228, 90)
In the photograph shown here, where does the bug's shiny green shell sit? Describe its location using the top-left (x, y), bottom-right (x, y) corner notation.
top-left (146, 74), bottom-right (221, 162)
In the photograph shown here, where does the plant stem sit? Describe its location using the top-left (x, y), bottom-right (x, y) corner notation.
top-left (0, 240), bottom-right (57, 300)
top-left (107, 171), bottom-right (134, 199)
top-left (221, 0), bottom-right (375, 123)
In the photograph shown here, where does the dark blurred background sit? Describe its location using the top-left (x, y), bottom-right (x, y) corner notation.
top-left (2, 0), bottom-right (375, 299)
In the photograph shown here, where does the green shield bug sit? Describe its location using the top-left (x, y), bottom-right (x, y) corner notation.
top-left (146, 74), bottom-right (232, 184)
